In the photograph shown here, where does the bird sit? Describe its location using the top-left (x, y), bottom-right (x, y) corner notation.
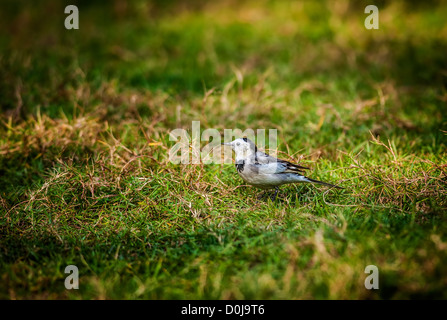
top-left (222, 137), bottom-right (342, 200)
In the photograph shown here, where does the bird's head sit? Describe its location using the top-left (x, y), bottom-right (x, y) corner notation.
top-left (222, 137), bottom-right (257, 160)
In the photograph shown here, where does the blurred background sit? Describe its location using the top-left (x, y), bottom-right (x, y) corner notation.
top-left (1, 0), bottom-right (446, 115)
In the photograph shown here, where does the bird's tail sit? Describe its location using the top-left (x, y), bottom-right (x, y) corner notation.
top-left (305, 177), bottom-right (344, 189)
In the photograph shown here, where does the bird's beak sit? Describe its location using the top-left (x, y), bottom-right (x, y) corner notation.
top-left (221, 142), bottom-right (231, 146)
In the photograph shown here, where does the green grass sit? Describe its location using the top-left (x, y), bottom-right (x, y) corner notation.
top-left (1, 0), bottom-right (447, 299)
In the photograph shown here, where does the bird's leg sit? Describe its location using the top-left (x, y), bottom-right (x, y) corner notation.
top-left (270, 187), bottom-right (280, 201)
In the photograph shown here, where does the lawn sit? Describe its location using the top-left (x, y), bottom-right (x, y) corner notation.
top-left (0, 0), bottom-right (446, 299)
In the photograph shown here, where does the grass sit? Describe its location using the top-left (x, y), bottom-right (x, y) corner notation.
top-left (1, 0), bottom-right (447, 299)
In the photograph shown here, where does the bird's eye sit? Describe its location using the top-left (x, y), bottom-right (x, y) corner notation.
top-left (236, 143), bottom-right (240, 146)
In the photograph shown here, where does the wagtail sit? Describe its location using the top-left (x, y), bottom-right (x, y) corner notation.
top-left (222, 137), bottom-right (342, 200)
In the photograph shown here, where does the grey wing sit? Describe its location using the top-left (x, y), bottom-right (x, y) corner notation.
top-left (254, 151), bottom-right (309, 174)
top-left (253, 151), bottom-right (276, 164)
top-left (250, 162), bottom-right (288, 174)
